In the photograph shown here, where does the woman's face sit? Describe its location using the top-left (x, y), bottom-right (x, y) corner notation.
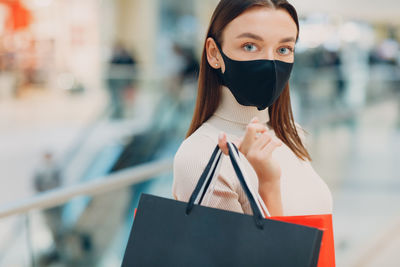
top-left (206, 7), bottom-right (298, 72)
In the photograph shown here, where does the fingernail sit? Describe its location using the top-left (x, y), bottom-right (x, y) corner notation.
top-left (251, 116), bottom-right (258, 122)
top-left (218, 132), bottom-right (224, 140)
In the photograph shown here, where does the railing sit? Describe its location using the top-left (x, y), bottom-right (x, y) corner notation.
top-left (0, 158), bottom-right (173, 219)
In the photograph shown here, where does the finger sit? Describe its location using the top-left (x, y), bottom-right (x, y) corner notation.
top-left (251, 132), bottom-right (273, 150)
top-left (271, 136), bottom-right (283, 147)
top-left (241, 123), bottom-right (268, 153)
top-left (250, 116), bottom-right (259, 123)
top-left (275, 138), bottom-right (283, 146)
top-left (250, 117), bottom-right (267, 138)
top-left (218, 132), bottom-right (229, 155)
top-left (261, 139), bottom-right (282, 156)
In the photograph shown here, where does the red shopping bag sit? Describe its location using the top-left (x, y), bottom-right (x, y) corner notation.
top-left (269, 213), bottom-right (335, 267)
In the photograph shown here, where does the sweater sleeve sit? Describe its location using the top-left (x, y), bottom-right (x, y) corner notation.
top-left (172, 134), bottom-right (244, 214)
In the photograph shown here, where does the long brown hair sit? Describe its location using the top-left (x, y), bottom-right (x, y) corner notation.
top-left (186, 0), bottom-right (311, 161)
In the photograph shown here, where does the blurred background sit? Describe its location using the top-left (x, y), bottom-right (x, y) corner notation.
top-left (0, 0), bottom-right (399, 266)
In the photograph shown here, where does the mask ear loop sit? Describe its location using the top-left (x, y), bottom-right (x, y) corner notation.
top-left (214, 39), bottom-right (222, 52)
top-left (213, 39), bottom-right (229, 87)
top-left (211, 38), bottom-right (227, 89)
top-left (213, 39), bottom-right (227, 65)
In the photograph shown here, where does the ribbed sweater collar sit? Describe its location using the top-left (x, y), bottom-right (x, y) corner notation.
top-left (213, 86), bottom-right (270, 125)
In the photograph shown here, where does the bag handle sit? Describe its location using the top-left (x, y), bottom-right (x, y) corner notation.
top-left (227, 143), bottom-right (272, 218)
top-left (198, 143), bottom-right (271, 218)
top-left (186, 142), bottom-right (265, 229)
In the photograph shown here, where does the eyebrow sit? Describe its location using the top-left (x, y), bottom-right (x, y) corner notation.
top-left (236, 32), bottom-right (264, 41)
top-left (236, 32), bottom-right (296, 43)
top-left (279, 37), bottom-right (296, 43)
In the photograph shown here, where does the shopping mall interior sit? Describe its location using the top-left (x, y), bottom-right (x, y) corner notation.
top-left (0, 0), bottom-right (399, 266)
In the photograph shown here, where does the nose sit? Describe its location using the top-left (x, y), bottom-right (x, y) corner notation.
top-left (264, 48), bottom-right (275, 61)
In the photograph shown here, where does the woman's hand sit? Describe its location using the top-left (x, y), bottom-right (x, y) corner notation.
top-left (218, 117), bottom-right (282, 185)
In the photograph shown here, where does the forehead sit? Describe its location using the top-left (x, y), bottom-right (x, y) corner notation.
top-left (222, 7), bottom-right (297, 42)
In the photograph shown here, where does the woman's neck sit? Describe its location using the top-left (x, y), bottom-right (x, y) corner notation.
top-left (213, 86), bottom-right (270, 125)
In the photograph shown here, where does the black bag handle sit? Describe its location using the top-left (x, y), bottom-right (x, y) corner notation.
top-left (186, 142), bottom-right (265, 229)
top-left (197, 143), bottom-right (240, 205)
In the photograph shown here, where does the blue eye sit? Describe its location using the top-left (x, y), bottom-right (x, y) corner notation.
top-left (243, 43), bottom-right (257, 52)
top-left (278, 47), bottom-right (293, 55)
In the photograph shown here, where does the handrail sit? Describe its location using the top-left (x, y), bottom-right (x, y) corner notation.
top-left (0, 158), bottom-right (173, 219)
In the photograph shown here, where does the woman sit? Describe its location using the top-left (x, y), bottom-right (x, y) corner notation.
top-left (172, 0), bottom-right (333, 217)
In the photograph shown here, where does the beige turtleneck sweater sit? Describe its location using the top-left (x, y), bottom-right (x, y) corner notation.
top-left (172, 86), bottom-right (333, 216)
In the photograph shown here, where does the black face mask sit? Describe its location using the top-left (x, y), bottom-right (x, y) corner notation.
top-left (215, 41), bottom-right (294, 111)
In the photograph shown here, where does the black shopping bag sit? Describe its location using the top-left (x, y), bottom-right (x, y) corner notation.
top-left (121, 142), bottom-right (323, 267)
